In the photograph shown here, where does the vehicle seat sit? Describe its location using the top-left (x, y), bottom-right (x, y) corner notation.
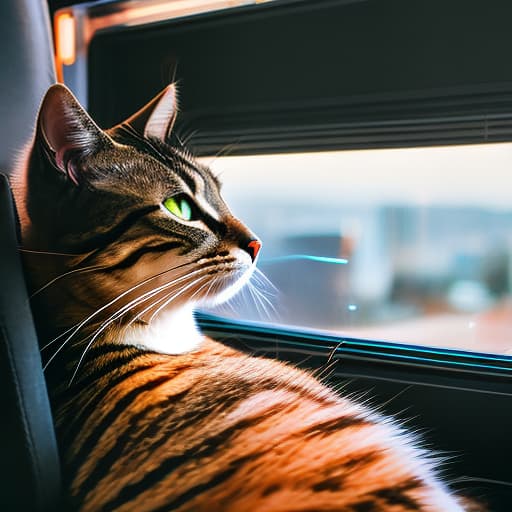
top-left (0, 0), bottom-right (62, 510)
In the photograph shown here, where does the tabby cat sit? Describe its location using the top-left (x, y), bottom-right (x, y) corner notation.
top-left (15, 84), bottom-right (478, 511)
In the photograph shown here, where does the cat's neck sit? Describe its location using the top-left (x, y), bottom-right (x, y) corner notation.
top-left (120, 305), bottom-right (204, 355)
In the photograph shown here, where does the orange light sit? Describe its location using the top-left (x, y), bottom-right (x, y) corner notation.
top-left (55, 12), bottom-right (76, 67)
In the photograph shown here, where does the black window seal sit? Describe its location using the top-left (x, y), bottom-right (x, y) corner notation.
top-left (196, 312), bottom-right (512, 396)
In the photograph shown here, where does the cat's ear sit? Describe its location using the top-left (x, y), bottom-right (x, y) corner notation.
top-left (119, 84), bottom-right (178, 143)
top-left (37, 83), bottom-right (113, 185)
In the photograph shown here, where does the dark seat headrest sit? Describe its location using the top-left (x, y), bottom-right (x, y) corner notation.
top-left (0, 174), bottom-right (61, 510)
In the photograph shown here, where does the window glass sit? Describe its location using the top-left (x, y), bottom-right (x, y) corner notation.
top-left (200, 143), bottom-right (512, 356)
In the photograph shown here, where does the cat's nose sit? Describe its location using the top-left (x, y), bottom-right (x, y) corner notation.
top-left (246, 239), bottom-right (262, 262)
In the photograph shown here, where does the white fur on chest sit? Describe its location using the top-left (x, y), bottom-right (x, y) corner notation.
top-left (122, 306), bottom-right (203, 354)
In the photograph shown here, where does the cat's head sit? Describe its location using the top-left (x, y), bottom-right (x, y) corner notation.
top-left (19, 84), bottom-right (260, 352)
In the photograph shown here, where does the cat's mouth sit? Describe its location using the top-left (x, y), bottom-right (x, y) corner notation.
top-left (192, 248), bottom-right (255, 307)
top-left (200, 255), bottom-right (255, 307)
top-left (125, 250), bottom-right (254, 324)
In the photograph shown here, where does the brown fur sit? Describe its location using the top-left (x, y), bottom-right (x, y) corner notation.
top-left (17, 84), bottom-right (480, 511)
top-left (52, 338), bottom-right (470, 511)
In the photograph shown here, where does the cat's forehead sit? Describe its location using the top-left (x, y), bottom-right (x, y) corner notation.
top-left (105, 133), bottom-right (220, 199)
top-left (163, 145), bottom-right (219, 195)
top-left (148, 142), bottom-right (220, 198)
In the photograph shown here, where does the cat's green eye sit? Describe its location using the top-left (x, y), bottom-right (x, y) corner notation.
top-left (163, 196), bottom-right (193, 221)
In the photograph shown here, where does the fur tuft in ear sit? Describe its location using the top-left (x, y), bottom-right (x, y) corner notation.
top-left (118, 84), bottom-right (178, 143)
top-left (38, 84), bottom-right (112, 185)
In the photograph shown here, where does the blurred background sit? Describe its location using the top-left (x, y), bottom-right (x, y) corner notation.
top-left (202, 143), bottom-right (512, 355)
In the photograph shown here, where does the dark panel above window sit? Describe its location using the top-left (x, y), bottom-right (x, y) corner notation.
top-left (88, 0), bottom-right (512, 154)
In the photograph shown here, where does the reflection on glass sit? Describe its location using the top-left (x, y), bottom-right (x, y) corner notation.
top-left (200, 143), bottom-right (512, 355)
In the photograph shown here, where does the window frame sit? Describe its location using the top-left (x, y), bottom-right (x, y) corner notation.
top-left (197, 313), bottom-right (512, 395)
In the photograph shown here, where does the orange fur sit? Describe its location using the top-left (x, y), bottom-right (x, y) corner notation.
top-left (18, 84), bottom-right (482, 511)
top-left (47, 338), bottom-right (475, 511)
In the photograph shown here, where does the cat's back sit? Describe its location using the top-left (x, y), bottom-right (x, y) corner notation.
top-left (55, 338), bottom-right (467, 512)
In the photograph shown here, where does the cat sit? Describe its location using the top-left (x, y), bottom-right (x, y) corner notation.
top-left (14, 83), bottom-right (480, 511)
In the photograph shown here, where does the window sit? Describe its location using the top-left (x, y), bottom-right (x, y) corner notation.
top-left (62, 0), bottom-right (512, 368)
top-left (201, 143), bottom-right (512, 356)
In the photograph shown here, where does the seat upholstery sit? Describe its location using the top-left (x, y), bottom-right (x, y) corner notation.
top-left (0, 0), bottom-right (62, 510)
top-left (0, 176), bottom-right (62, 510)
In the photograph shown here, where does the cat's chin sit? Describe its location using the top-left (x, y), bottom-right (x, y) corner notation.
top-left (200, 260), bottom-right (255, 307)
top-left (121, 305), bottom-right (203, 355)
top-left (117, 260), bottom-right (254, 355)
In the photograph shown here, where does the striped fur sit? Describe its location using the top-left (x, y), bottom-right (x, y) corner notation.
top-left (16, 84), bottom-right (480, 511)
top-left (52, 339), bottom-right (472, 511)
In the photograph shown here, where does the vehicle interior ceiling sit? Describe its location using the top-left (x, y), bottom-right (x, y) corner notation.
top-left (8, 0), bottom-right (512, 509)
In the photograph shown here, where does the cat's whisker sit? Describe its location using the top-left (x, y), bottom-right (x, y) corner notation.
top-left (177, 128), bottom-right (198, 148)
top-left (254, 284), bottom-right (278, 315)
top-left (138, 273), bottom-right (209, 325)
top-left (253, 267), bottom-right (279, 294)
top-left (42, 259), bottom-right (198, 352)
top-left (18, 247), bottom-right (82, 257)
top-left (163, 271), bottom-right (217, 316)
top-left (258, 293), bottom-right (276, 320)
top-left (206, 139), bottom-right (241, 166)
top-left (227, 290), bottom-right (241, 315)
top-left (113, 270), bottom-right (201, 326)
top-left (249, 272), bottom-right (279, 315)
top-left (67, 267), bottom-right (212, 371)
top-left (40, 323), bottom-right (86, 352)
top-left (377, 385), bottom-right (417, 410)
top-left (91, 258), bottom-right (227, 337)
top-left (252, 269), bottom-right (279, 296)
top-left (449, 476), bottom-right (512, 487)
top-left (205, 280), bottom-right (218, 303)
top-left (75, 266), bottom-right (207, 345)
top-left (313, 358), bottom-right (340, 384)
top-left (43, 268), bottom-right (200, 371)
top-left (30, 264), bottom-right (109, 299)
top-left (129, 283), bottom-right (192, 326)
top-left (248, 272), bottom-right (268, 291)
top-left (251, 280), bottom-right (279, 304)
top-left (66, 289), bottom-right (177, 385)
top-left (255, 288), bottom-right (277, 320)
top-left (219, 276), bottom-right (258, 318)
top-left (242, 284), bottom-right (253, 314)
top-left (246, 279), bottom-right (277, 321)
top-left (191, 280), bottom-right (215, 303)
top-left (69, 273), bottom-right (213, 385)
top-left (246, 283), bottom-right (265, 319)
top-left (148, 275), bottom-right (211, 324)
